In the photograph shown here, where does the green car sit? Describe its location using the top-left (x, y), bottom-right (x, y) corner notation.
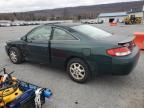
top-left (5, 24), bottom-right (140, 83)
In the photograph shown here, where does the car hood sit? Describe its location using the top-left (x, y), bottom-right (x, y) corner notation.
top-left (6, 39), bottom-right (22, 45)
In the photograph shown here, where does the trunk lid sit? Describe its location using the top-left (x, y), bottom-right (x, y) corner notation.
top-left (100, 35), bottom-right (135, 50)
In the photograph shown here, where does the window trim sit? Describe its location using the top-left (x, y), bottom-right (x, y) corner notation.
top-left (51, 27), bottom-right (80, 41)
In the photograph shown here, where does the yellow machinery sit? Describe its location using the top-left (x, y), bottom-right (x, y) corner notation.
top-left (124, 15), bottom-right (142, 25)
top-left (0, 68), bottom-right (23, 107)
top-left (0, 87), bottom-right (23, 107)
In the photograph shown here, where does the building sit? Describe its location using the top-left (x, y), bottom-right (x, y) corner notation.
top-left (98, 12), bottom-right (128, 23)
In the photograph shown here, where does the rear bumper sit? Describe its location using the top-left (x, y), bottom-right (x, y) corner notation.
top-left (89, 46), bottom-right (140, 76)
top-left (111, 47), bottom-right (140, 75)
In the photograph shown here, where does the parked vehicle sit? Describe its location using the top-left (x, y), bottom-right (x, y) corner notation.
top-left (81, 20), bottom-right (97, 24)
top-left (0, 22), bottom-right (11, 27)
top-left (124, 15), bottom-right (142, 25)
top-left (11, 22), bottom-right (20, 26)
top-left (5, 24), bottom-right (140, 83)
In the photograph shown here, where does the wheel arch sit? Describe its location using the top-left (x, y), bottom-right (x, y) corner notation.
top-left (8, 45), bottom-right (22, 56)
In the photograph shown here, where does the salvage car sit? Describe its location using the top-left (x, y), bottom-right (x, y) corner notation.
top-left (5, 24), bottom-right (140, 83)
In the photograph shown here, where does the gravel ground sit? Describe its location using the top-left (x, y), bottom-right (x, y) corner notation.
top-left (0, 23), bottom-right (144, 108)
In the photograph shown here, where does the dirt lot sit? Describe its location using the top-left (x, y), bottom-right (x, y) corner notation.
top-left (0, 23), bottom-right (144, 108)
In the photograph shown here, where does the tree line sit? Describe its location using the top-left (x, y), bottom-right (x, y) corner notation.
top-left (0, 12), bottom-right (98, 21)
top-left (0, 13), bottom-right (48, 21)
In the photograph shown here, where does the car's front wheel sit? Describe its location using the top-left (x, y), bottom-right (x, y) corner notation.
top-left (67, 58), bottom-right (91, 83)
top-left (9, 47), bottom-right (23, 64)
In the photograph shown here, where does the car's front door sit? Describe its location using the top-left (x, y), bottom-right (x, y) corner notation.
top-left (24, 26), bottom-right (52, 63)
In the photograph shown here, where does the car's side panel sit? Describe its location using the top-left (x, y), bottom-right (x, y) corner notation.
top-left (6, 40), bottom-right (50, 63)
top-left (50, 40), bottom-right (83, 66)
top-left (23, 41), bottom-right (50, 63)
top-left (6, 40), bottom-right (26, 54)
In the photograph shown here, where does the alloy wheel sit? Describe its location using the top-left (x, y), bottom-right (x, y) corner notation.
top-left (69, 63), bottom-right (86, 80)
top-left (10, 51), bottom-right (17, 63)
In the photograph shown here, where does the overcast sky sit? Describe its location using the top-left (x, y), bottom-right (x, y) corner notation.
top-left (0, 0), bottom-right (140, 13)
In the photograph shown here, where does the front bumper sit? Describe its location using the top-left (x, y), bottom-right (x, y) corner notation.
top-left (5, 45), bottom-right (9, 56)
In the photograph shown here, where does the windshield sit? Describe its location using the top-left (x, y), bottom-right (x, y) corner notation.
top-left (72, 25), bottom-right (112, 39)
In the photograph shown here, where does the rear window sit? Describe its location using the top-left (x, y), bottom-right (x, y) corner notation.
top-left (72, 25), bottom-right (112, 39)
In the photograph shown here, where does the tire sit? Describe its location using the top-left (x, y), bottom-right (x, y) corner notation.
top-left (67, 58), bottom-right (91, 83)
top-left (9, 47), bottom-right (23, 64)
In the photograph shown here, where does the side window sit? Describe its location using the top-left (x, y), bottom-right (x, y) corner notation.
top-left (27, 26), bottom-right (51, 41)
top-left (53, 28), bottom-right (76, 40)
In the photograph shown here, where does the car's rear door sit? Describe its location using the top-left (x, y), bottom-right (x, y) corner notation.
top-left (24, 26), bottom-right (52, 63)
top-left (50, 27), bottom-right (79, 66)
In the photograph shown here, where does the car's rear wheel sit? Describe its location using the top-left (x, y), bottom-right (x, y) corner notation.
top-left (67, 58), bottom-right (91, 83)
top-left (9, 47), bottom-right (23, 64)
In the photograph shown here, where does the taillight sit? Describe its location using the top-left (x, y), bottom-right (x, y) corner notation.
top-left (107, 47), bottom-right (131, 56)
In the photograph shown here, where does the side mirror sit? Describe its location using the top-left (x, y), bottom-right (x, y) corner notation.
top-left (21, 36), bottom-right (27, 41)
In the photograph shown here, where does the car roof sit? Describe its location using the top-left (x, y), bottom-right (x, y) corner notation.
top-left (44, 23), bottom-right (82, 28)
